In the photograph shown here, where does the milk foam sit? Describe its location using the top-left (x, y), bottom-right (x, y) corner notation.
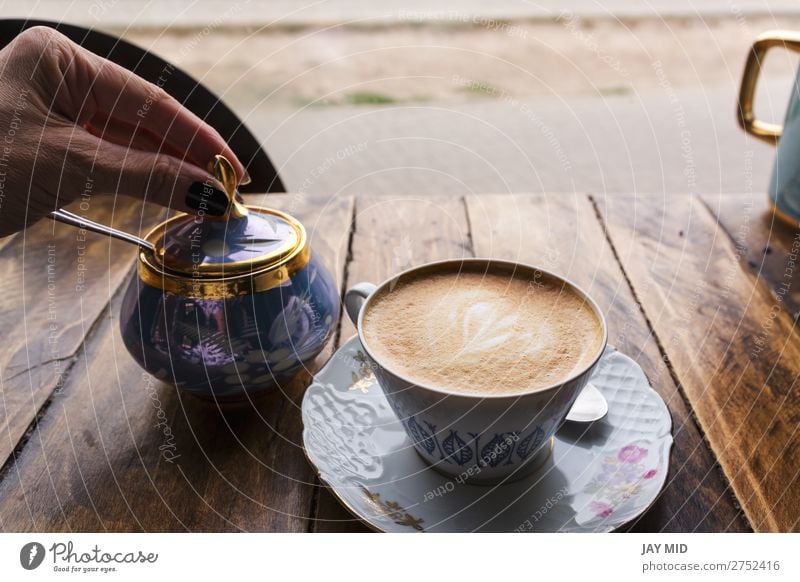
top-left (362, 271), bottom-right (602, 395)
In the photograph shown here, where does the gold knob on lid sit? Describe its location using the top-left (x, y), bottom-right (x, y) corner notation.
top-left (209, 154), bottom-right (248, 220)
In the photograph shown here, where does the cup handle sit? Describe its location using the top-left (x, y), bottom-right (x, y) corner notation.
top-left (738, 30), bottom-right (800, 144)
top-left (344, 283), bottom-right (377, 326)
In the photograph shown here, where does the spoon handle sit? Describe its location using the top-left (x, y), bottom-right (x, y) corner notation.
top-left (50, 208), bottom-right (156, 253)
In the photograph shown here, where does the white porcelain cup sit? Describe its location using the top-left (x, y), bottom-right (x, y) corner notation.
top-left (344, 259), bottom-right (608, 484)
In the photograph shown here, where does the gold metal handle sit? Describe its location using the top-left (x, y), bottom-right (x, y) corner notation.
top-left (738, 30), bottom-right (800, 145)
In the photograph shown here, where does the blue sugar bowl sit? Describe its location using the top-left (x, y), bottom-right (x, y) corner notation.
top-left (119, 159), bottom-right (340, 400)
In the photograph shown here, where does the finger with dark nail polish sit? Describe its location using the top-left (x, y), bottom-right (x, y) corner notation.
top-left (186, 181), bottom-right (229, 216)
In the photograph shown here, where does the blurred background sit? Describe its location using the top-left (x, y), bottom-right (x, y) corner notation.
top-left (5, 0), bottom-right (800, 199)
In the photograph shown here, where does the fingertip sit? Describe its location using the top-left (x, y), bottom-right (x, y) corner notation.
top-left (221, 149), bottom-right (248, 186)
top-left (204, 149), bottom-right (249, 190)
top-left (196, 124), bottom-right (247, 185)
top-left (240, 168), bottom-right (252, 186)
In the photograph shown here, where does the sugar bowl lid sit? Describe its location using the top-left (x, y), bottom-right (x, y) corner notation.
top-left (137, 156), bottom-right (310, 298)
top-left (152, 204), bottom-right (303, 277)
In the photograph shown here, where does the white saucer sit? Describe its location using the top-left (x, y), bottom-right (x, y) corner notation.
top-left (302, 337), bottom-right (673, 532)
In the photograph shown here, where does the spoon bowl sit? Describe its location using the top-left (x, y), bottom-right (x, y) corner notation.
top-left (565, 381), bottom-right (608, 423)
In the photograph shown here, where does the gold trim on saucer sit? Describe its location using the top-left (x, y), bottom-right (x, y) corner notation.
top-left (347, 350), bottom-right (376, 393)
top-left (300, 444), bottom-right (382, 533)
top-left (360, 487), bottom-right (425, 531)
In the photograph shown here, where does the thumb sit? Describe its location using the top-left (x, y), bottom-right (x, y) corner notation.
top-left (78, 132), bottom-right (232, 217)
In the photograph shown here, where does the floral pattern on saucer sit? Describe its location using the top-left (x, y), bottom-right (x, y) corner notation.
top-left (302, 337), bottom-right (673, 532)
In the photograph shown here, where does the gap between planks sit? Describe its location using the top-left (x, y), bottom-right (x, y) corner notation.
top-left (588, 193), bottom-right (751, 531)
top-left (0, 267), bottom-right (136, 489)
top-left (308, 193), bottom-right (473, 532)
top-left (305, 199), bottom-right (359, 532)
top-left (599, 193), bottom-right (798, 531)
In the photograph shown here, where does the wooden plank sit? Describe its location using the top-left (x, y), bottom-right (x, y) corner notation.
top-left (600, 194), bottom-right (800, 532)
top-left (702, 193), bottom-right (800, 319)
top-left (312, 193), bottom-right (473, 532)
top-left (0, 198), bottom-right (164, 469)
top-left (466, 193), bottom-right (749, 532)
top-left (0, 194), bottom-right (353, 532)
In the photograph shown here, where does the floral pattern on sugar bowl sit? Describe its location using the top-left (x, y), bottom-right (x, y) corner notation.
top-left (403, 416), bottom-right (548, 468)
top-left (121, 257), bottom-right (340, 400)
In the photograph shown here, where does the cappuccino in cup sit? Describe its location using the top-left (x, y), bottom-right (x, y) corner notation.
top-left (361, 265), bottom-right (604, 396)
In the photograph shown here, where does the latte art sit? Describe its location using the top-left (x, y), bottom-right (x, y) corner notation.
top-left (442, 293), bottom-right (552, 361)
top-left (362, 269), bottom-right (603, 395)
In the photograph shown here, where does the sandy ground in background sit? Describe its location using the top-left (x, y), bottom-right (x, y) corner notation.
top-left (85, 14), bottom-right (800, 197)
top-left (115, 16), bottom-right (800, 110)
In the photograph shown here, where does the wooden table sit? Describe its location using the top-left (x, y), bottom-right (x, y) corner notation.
top-left (0, 192), bottom-right (797, 533)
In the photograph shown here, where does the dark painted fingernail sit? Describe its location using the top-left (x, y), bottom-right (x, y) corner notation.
top-left (186, 181), bottom-right (229, 216)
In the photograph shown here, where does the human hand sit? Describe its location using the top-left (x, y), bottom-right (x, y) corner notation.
top-left (0, 26), bottom-right (246, 237)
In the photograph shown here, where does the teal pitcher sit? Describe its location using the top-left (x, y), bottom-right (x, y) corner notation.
top-left (738, 30), bottom-right (800, 224)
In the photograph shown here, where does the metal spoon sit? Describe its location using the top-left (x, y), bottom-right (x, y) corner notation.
top-left (565, 382), bottom-right (608, 423)
top-left (49, 154), bottom-right (248, 253)
top-left (50, 208), bottom-right (156, 253)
